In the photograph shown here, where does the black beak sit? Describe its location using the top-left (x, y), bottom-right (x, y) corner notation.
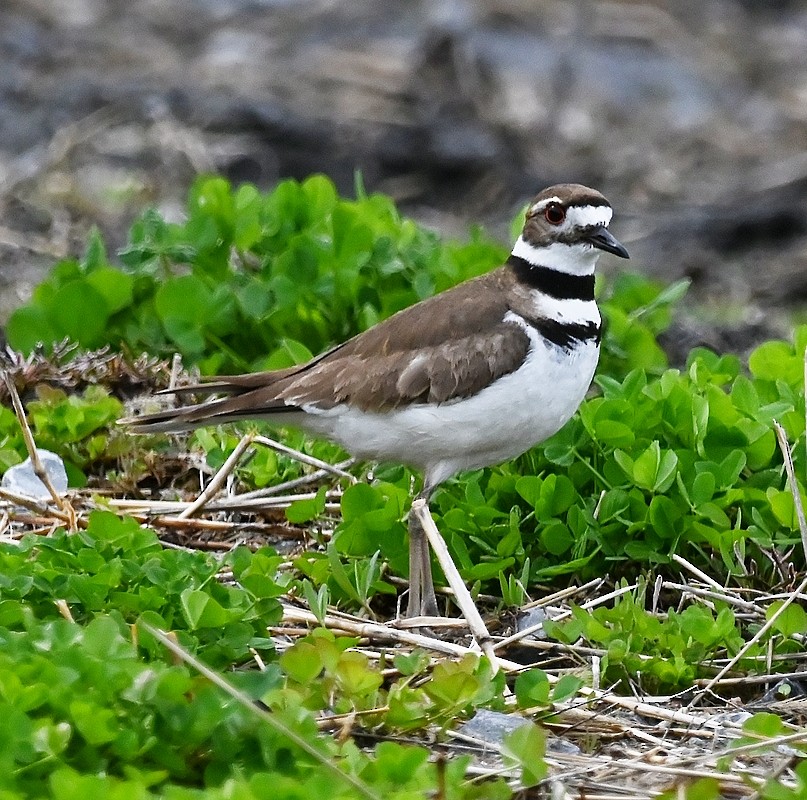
top-left (587, 226), bottom-right (629, 259)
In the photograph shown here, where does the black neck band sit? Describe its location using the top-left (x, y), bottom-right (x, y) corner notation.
top-left (507, 254), bottom-right (595, 301)
top-left (534, 318), bottom-right (602, 350)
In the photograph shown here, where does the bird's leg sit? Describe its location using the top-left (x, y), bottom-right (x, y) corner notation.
top-left (409, 498), bottom-right (500, 673)
top-left (406, 487), bottom-right (439, 617)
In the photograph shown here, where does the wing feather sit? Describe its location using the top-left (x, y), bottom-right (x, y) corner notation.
top-left (126, 267), bottom-right (533, 430)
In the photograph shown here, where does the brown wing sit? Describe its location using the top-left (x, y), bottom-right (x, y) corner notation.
top-left (128, 267), bottom-right (530, 429)
top-left (267, 268), bottom-right (530, 411)
top-left (274, 321), bottom-right (530, 411)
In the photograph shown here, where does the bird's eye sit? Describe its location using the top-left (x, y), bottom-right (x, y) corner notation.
top-left (544, 204), bottom-right (566, 225)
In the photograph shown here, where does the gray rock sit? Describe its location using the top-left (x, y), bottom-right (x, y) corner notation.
top-left (516, 607), bottom-right (549, 640)
top-left (2, 449), bottom-right (68, 500)
top-left (458, 708), bottom-right (532, 746)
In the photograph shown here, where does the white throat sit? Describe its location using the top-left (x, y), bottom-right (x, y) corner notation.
top-left (511, 236), bottom-right (599, 276)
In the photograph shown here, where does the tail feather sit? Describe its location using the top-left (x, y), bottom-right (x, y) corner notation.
top-left (123, 341), bottom-right (348, 433)
top-left (122, 388), bottom-right (303, 434)
top-left (122, 400), bottom-right (226, 433)
top-left (155, 365), bottom-right (304, 397)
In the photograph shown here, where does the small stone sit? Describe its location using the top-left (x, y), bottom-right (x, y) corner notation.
top-left (516, 607), bottom-right (549, 640)
top-left (2, 450), bottom-right (68, 500)
top-left (458, 709), bottom-right (531, 746)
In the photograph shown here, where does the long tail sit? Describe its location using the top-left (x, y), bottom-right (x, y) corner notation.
top-left (121, 371), bottom-right (304, 433)
top-left (122, 341), bottom-right (350, 433)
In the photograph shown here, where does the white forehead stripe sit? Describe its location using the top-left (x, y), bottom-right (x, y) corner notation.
top-left (566, 204), bottom-right (612, 228)
top-left (529, 197), bottom-right (561, 214)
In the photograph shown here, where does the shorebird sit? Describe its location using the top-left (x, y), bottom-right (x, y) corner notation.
top-left (125, 184), bottom-right (628, 617)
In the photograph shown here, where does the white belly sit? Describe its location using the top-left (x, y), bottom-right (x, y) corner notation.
top-left (300, 335), bottom-right (599, 487)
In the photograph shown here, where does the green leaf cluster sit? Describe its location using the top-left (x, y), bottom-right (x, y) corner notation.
top-left (0, 386), bottom-right (122, 485)
top-left (6, 175), bottom-right (676, 382)
top-left (542, 587), bottom-right (748, 692)
top-left (0, 511), bottom-right (281, 665)
top-left (6, 176), bottom-right (504, 375)
top-left (598, 272), bottom-right (687, 376)
top-left (0, 511), bottom-right (514, 799)
top-left (280, 631), bottom-right (504, 731)
top-left (0, 613), bottom-right (508, 800)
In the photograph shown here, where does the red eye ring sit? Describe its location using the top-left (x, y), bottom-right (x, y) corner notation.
top-left (544, 203), bottom-right (566, 225)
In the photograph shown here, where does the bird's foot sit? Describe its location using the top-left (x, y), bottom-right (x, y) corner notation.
top-left (405, 587), bottom-right (439, 619)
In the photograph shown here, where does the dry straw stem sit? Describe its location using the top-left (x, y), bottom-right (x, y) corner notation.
top-left (178, 433), bottom-right (255, 519)
top-left (223, 458), bottom-right (354, 501)
top-left (281, 602), bottom-right (521, 668)
top-left (174, 432), bottom-right (354, 520)
top-left (131, 515), bottom-right (286, 537)
top-left (138, 431), bottom-right (353, 522)
top-left (410, 498), bottom-right (502, 673)
top-left (0, 487), bottom-right (80, 527)
top-left (672, 552), bottom-right (733, 592)
top-left (253, 434), bottom-right (357, 481)
top-left (2, 371), bottom-right (77, 529)
top-left (775, 419), bottom-right (807, 558)
top-left (520, 577), bottom-right (605, 610)
top-left (661, 579), bottom-right (760, 612)
top-left (109, 491), bottom-right (340, 515)
top-left (694, 668), bottom-right (807, 687)
top-left (494, 582), bottom-right (637, 651)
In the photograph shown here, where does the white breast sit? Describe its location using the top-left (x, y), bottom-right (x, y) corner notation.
top-left (298, 316), bottom-right (600, 488)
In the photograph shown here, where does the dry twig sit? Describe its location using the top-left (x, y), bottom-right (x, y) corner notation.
top-left (2, 372), bottom-right (76, 529)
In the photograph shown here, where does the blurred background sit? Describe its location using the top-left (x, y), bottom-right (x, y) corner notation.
top-left (1, 0), bottom-right (806, 355)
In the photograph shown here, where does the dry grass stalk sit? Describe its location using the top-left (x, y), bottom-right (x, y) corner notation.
top-left (223, 458), bottom-right (354, 501)
top-left (410, 498), bottom-right (502, 673)
top-left (494, 583), bottom-right (638, 652)
top-left (178, 433), bottom-right (255, 519)
top-left (253, 434), bottom-right (357, 481)
top-left (2, 371), bottom-right (77, 529)
top-left (661, 580), bottom-right (760, 611)
top-left (775, 419), bottom-right (807, 558)
top-left (281, 602), bottom-right (522, 667)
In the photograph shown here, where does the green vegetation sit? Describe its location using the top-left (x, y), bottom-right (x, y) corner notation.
top-left (0, 385), bottom-right (123, 485)
top-left (7, 175), bottom-right (507, 375)
top-left (4, 174), bottom-right (673, 380)
top-left (2, 175), bottom-right (807, 797)
top-left (0, 512), bottom-right (515, 799)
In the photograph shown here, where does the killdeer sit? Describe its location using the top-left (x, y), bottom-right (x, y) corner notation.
top-left (125, 184), bottom-right (628, 617)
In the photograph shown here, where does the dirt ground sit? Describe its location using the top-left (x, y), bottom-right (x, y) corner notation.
top-left (1, 0), bottom-right (807, 356)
